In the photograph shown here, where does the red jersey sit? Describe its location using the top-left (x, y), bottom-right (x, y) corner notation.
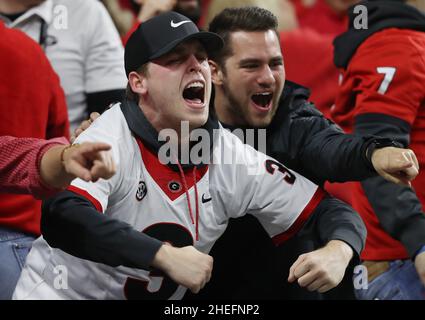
top-left (332, 28), bottom-right (425, 260)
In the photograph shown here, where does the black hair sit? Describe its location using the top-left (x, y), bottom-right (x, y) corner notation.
top-left (208, 6), bottom-right (279, 67)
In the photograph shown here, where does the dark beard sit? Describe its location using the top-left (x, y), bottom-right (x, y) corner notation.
top-left (221, 80), bottom-right (252, 127)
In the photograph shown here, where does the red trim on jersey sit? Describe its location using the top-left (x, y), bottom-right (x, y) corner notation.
top-left (136, 138), bottom-right (208, 201)
top-left (67, 185), bottom-right (103, 213)
top-left (272, 188), bottom-right (326, 246)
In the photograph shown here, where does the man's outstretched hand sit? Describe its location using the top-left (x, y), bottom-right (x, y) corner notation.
top-left (62, 142), bottom-right (116, 183)
top-left (372, 147), bottom-right (419, 186)
top-left (41, 141), bottom-right (116, 189)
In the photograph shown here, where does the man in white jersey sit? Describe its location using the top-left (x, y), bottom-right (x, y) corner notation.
top-left (14, 12), bottom-right (364, 300)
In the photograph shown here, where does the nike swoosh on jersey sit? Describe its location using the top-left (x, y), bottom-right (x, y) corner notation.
top-left (170, 20), bottom-right (191, 28)
top-left (201, 194), bottom-right (212, 204)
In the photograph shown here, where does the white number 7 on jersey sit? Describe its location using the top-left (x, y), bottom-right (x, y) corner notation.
top-left (376, 67), bottom-right (396, 94)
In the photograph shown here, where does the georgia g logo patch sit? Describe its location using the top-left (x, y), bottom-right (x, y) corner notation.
top-left (136, 181), bottom-right (147, 201)
top-left (168, 181), bottom-right (182, 193)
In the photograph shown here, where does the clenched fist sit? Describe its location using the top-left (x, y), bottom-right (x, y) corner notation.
top-left (288, 240), bottom-right (353, 293)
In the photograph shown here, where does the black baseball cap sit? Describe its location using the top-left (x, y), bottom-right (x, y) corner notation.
top-left (124, 11), bottom-right (224, 77)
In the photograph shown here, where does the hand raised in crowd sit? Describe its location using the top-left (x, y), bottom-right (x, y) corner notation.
top-left (288, 240), bottom-right (353, 293)
top-left (136, 0), bottom-right (177, 22)
top-left (151, 243), bottom-right (213, 294)
top-left (277, 0), bottom-right (299, 31)
top-left (40, 142), bottom-right (116, 189)
top-left (372, 147), bottom-right (419, 186)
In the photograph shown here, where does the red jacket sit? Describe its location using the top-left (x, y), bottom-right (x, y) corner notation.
top-left (333, 28), bottom-right (425, 260)
top-left (0, 22), bottom-right (70, 236)
top-left (0, 136), bottom-right (67, 198)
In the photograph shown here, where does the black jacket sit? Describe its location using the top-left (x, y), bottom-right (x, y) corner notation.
top-left (253, 80), bottom-right (377, 186)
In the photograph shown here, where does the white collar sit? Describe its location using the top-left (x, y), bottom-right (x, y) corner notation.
top-left (2, 0), bottom-right (53, 27)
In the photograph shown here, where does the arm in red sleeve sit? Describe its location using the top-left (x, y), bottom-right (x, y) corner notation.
top-left (0, 136), bottom-right (68, 198)
top-left (348, 31), bottom-right (425, 258)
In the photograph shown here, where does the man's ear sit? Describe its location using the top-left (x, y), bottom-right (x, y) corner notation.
top-left (128, 71), bottom-right (148, 95)
top-left (209, 60), bottom-right (224, 85)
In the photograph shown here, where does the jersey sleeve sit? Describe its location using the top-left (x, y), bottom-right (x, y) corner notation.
top-left (67, 108), bottom-right (124, 212)
top-left (347, 32), bottom-right (425, 125)
top-left (218, 130), bottom-right (325, 244)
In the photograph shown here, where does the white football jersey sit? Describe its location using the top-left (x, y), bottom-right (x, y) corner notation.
top-left (14, 104), bottom-right (323, 300)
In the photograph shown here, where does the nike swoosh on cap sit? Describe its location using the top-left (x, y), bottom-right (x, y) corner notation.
top-left (170, 20), bottom-right (191, 28)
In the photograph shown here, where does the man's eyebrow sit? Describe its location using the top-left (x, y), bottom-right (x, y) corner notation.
top-left (239, 56), bottom-right (283, 66)
top-left (239, 58), bottom-right (261, 65)
top-left (271, 56), bottom-right (283, 62)
top-left (270, 56), bottom-right (284, 64)
top-left (193, 44), bottom-right (207, 55)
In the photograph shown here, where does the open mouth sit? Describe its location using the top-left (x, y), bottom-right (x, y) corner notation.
top-left (183, 81), bottom-right (205, 107)
top-left (251, 92), bottom-right (273, 111)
